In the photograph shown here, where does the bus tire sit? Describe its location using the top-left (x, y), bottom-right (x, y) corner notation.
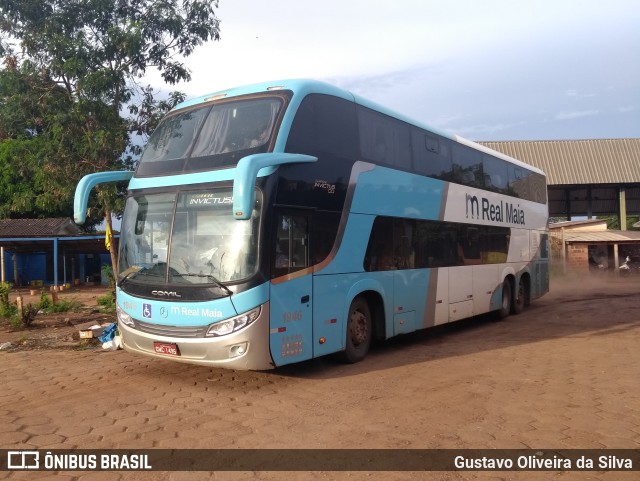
top-left (497, 280), bottom-right (512, 319)
top-left (339, 296), bottom-right (372, 363)
top-left (512, 278), bottom-right (526, 314)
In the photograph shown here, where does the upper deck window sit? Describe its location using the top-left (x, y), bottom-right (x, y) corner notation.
top-left (136, 93), bottom-right (290, 177)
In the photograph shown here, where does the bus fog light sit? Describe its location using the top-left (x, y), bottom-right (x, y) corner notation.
top-left (229, 343), bottom-right (248, 358)
top-left (116, 306), bottom-right (134, 327)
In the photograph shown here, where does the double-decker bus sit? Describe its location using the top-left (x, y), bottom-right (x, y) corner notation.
top-left (74, 79), bottom-right (549, 370)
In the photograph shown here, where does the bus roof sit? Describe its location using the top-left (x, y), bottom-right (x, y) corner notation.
top-left (173, 79), bottom-right (545, 177)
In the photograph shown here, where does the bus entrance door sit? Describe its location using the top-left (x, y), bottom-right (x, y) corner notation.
top-left (269, 211), bottom-right (314, 366)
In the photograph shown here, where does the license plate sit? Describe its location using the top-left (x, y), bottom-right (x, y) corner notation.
top-left (153, 342), bottom-right (181, 356)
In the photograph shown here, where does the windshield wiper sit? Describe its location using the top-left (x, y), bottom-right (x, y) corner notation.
top-left (118, 265), bottom-right (165, 286)
top-left (174, 273), bottom-right (233, 296)
top-left (118, 266), bottom-right (147, 285)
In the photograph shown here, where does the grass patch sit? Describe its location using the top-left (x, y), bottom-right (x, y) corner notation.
top-left (37, 292), bottom-right (81, 313)
top-left (97, 293), bottom-right (115, 312)
top-left (43, 298), bottom-right (82, 313)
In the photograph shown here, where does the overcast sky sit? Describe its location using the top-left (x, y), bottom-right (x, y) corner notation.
top-left (153, 0), bottom-right (640, 142)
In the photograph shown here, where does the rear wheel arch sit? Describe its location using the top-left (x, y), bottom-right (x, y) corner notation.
top-left (337, 289), bottom-right (386, 363)
top-left (512, 273), bottom-right (531, 314)
top-left (497, 276), bottom-right (514, 319)
top-left (359, 290), bottom-right (386, 342)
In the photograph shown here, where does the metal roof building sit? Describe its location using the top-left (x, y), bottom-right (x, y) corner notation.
top-left (0, 218), bottom-right (79, 238)
top-left (480, 138), bottom-right (640, 226)
top-left (548, 219), bottom-right (640, 274)
top-left (0, 218), bottom-right (113, 287)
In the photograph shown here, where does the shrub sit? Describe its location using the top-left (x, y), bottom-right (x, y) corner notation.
top-left (102, 264), bottom-right (116, 288)
top-left (0, 282), bottom-right (9, 305)
top-left (97, 293), bottom-right (115, 311)
top-left (0, 282), bottom-right (17, 320)
top-left (20, 303), bottom-right (39, 327)
top-left (44, 299), bottom-right (81, 313)
top-left (1, 285), bottom-right (39, 327)
top-left (39, 291), bottom-right (52, 310)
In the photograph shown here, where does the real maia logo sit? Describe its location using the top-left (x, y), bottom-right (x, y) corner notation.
top-left (466, 193), bottom-right (525, 225)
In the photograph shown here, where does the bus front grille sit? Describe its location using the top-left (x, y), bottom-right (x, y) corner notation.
top-left (133, 319), bottom-right (208, 338)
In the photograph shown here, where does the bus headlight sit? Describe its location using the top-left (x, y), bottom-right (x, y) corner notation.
top-left (116, 306), bottom-right (135, 327)
top-left (206, 307), bottom-right (261, 337)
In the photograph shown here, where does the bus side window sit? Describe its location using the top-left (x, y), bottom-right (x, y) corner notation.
top-left (285, 94), bottom-right (358, 161)
top-left (482, 154), bottom-right (509, 194)
top-left (310, 211), bottom-right (340, 265)
top-left (364, 217), bottom-right (394, 271)
top-left (272, 212), bottom-right (310, 277)
top-left (394, 218), bottom-right (415, 269)
top-left (509, 165), bottom-right (530, 199)
top-left (413, 220), bottom-right (458, 268)
top-left (457, 227), bottom-right (482, 265)
top-left (412, 130), bottom-right (452, 180)
top-left (452, 144), bottom-right (483, 188)
top-left (528, 172), bottom-right (547, 203)
top-left (359, 108), bottom-right (387, 165)
top-left (358, 107), bottom-right (411, 169)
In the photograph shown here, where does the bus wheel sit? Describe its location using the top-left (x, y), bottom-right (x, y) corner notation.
top-left (340, 297), bottom-right (372, 363)
top-left (512, 279), bottom-right (526, 314)
top-left (497, 280), bottom-right (512, 319)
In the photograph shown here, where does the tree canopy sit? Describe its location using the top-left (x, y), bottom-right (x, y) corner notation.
top-left (0, 0), bottom-right (220, 221)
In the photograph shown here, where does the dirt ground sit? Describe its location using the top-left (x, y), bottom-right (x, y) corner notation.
top-left (0, 275), bottom-right (639, 481)
top-left (1, 285), bottom-right (116, 350)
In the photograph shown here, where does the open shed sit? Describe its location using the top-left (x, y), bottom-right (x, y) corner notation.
top-left (549, 219), bottom-right (640, 273)
top-left (0, 218), bottom-right (116, 288)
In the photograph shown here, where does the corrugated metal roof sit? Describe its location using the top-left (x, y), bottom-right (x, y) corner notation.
top-left (559, 230), bottom-right (640, 243)
top-left (0, 218), bottom-right (80, 237)
top-left (548, 219), bottom-right (607, 229)
top-left (479, 139), bottom-right (640, 186)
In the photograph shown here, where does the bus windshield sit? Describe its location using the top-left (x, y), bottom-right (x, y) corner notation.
top-left (118, 189), bottom-right (261, 286)
top-left (136, 95), bottom-right (288, 176)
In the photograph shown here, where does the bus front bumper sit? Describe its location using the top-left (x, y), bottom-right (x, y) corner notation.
top-left (118, 302), bottom-right (274, 370)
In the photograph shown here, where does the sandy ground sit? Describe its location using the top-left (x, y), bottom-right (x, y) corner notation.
top-left (0, 275), bottom-right (639, 481)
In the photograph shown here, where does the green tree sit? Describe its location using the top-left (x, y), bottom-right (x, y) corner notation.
top-left (0, 0), bottom-right (220, 271)
top-left (598, 215), bottom-right (640, 231)
top-left (0, 58), bottom-right (97, 219)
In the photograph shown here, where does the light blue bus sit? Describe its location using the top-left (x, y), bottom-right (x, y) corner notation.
top-left (74, 79), bottom-right (549, 370)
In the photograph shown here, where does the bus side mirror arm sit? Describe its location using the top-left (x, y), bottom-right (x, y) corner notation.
top-left (233, 153), bottom-right (317, 220)
top-left (74, 171), bottom-right (134, 224)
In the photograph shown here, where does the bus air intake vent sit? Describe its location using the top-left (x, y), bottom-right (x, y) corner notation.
top-left (133, 319), bottom-right (208, 338)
